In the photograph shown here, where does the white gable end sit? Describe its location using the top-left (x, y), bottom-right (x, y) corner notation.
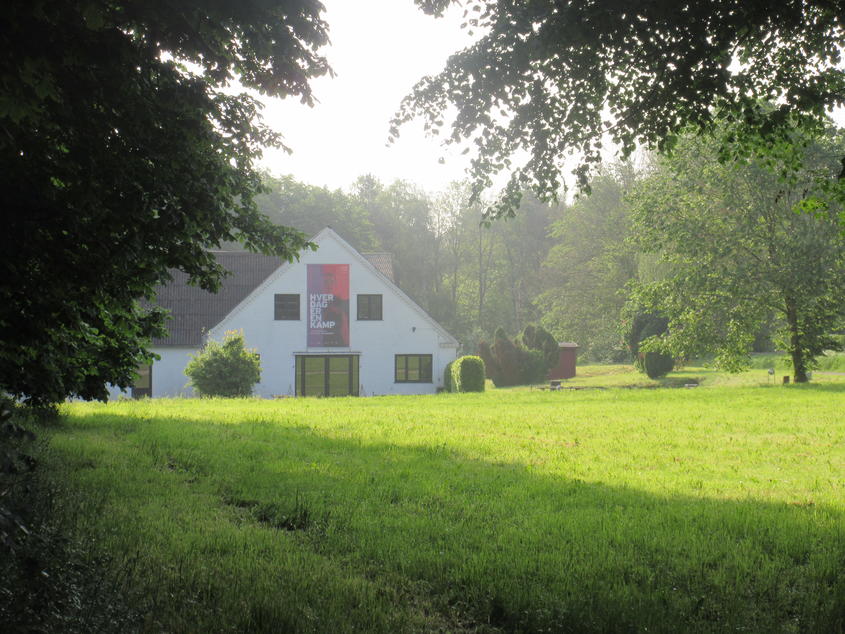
top-left (203, 228), bottom-right (459, 397)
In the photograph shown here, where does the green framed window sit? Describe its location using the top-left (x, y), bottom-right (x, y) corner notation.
top-left (295, 355), bottom-right (359, 397)
top-left (395, 354), bottom-right (432, 383)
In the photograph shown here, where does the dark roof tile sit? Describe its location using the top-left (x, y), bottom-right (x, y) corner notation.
top-left (151, 252), bottom-right (281, 346)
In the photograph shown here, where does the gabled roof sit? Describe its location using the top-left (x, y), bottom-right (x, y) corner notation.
top-left (151, 229), bottom-right (459, 348)
top-left (151, 252), bottom-right (281, 346)
top-left (208, 228), bottom-right (460, 347)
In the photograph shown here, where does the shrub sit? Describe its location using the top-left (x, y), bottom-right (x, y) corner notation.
top-left (519, 349), bottom-right (548, 385)
top-left (443, 361), bottom-right (453, 392)
top-left (451, 356), bottom-right (485, 392)
top-left (479, 327), bottom-right (549, 387)
top-left (625, 311), bottom-right (674, 378)
top-left (185, 330), bottom-right (261, 397)
top-left (490, 328), bottom-right (522, 386)
top-left (518, 324), bottom-right (559, 371)
top-left (642, 348), bottom-right (674, 379)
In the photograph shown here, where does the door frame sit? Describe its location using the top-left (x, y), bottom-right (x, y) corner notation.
top-left (295, 354), bottom-right (359, 397)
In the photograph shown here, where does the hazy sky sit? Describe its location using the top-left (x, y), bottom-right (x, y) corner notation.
top-left (259, 0), bottom-right (476, 194)
top-left (258, 2), bottom-right (845, 196)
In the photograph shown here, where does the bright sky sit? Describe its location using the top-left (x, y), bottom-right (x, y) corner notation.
top-left (259, 2), bottom-right (845, 197)
top-left (259, 0), bottom-right (476, 194)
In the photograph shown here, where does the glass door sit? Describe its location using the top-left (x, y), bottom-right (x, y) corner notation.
top-left (295, 355), bottom-right (359, 397)
top-left (302, 356), bottom-right (326, 396)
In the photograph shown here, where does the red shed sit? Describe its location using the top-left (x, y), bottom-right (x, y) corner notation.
top-left (547, 342), bottom-right (578, 380)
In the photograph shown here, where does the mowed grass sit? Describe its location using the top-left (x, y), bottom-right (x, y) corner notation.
top-left (47, 374), bottom-right (845, 632)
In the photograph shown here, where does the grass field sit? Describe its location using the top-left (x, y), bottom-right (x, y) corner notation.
top-left (38, 367), bottom-right (845, 632)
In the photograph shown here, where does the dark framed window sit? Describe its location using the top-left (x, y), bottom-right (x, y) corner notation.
top-left (274, 294), bottom-right (300, 320)
top-left (357, 294), bottom-right (383, 320)
top-left (395, 354), bottom-right (433, 383)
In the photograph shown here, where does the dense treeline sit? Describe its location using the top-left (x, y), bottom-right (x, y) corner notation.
top-left (253, 125), bottom-right (845, 377)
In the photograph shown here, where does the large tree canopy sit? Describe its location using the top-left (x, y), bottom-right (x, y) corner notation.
top-left (629, 125), bottom-right (845, 382)
top-left (401, 0), bottom-right (845, 216)
top-left (1, 1), bottom-right (329, 404)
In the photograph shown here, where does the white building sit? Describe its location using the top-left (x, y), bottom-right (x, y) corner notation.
top-left (113, 228), bottom-right (460, 398)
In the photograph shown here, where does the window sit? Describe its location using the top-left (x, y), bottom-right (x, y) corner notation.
top-left (295, 355), bottom-right (359, 397)
top-left (357, 294), bottom-right (382, 320)
top-left (274, 294), bottom-right (299, 320)
top-left (395, 354), bottom-right (432, 383)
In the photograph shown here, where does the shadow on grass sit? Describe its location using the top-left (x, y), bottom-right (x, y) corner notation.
top-left (48, 410), bottom-right (845, 633)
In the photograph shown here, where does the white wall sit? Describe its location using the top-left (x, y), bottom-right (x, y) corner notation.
top-left (151, 347), bottom-right (197, 397)
top-left (208, 234), bottom-right (458, 397)
top-left (135, 232), bottom-right (458, 399)
top-left (106, 346), bottom-right (197, 399)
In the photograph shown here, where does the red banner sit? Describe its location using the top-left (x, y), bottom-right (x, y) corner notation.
top-left (307, 264), bottom-right (349, 347)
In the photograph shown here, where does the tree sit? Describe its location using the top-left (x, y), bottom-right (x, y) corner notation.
top-left (535, 166), bottom-right (639, 361)
top-left (401, 1), bottom-right (845, 216)
top-left (1, 2), bottom-right (329, 404)
top-left (256, 175), bottom-right (377, 253)
top-left (185, 331), bottom-right (261, 398)
top-left (628, 126), bottom-right (845, 382)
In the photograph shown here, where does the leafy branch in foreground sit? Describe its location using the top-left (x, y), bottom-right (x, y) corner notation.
top-left (1, 2), bottom-right (329, 404)
top-left (401, 0), bottom-right (845, 217)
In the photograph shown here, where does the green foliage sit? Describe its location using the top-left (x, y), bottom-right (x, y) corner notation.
top-left (38, 390), bottom-right (845, 631)
top-left (442, 361), bottom-right (454, 392)
top-left (185, 331), bottom-right (261, 398)
top-left (626, 312), bottom-right (674, 379)
top-left (1, 2), bottom-right (327, 404)
top-left (517, 324), bottom-right (558, 371)
top-left (536, 166), bottom-right (638, 362)
top-left (518, 349), bottom-right (548, 385)
top-left (402, 1), bottom-right (845, 218)
top-left (628, 125), bottom-right (845, 382)
top-left (641, 347), bottom-right (675, 380)
top-left (481, 327), bottom-right (548, 387)
top-left (451, 356), bottom-right (485, 392)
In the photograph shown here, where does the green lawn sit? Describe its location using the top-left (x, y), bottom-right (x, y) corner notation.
top-left (43, 371), bottom-right (845, 632)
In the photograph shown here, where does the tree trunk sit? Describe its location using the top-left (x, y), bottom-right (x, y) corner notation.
top-left (785, 297), bottom-right (809, 383)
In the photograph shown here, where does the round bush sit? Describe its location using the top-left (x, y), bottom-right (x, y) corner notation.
top-left (642, 350), bottom-right (674, 378)
top-left (185, 330), bottom-right (261, 397)
top-left (452, 356), bottom-right (485, 393)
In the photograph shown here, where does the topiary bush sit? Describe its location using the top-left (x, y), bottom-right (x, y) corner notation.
top-left (479, 327), bottom-right (551, 387)
top-left (185, 330), bottom-right (261, 397)
top-left (519, 348), bottom-right (548, 385)
top-left (642, 348), bottom-right (675, 378)
top-left (518, 324), bottom-right (559, 371)
top-left (442, 361), bottom-right (453, 392)
top-left (625, 311), bottom-right (674, 378)
top-left (451, 356), bottom-right (485, 392)
top-left (637, 317), bottom-right (674, 379)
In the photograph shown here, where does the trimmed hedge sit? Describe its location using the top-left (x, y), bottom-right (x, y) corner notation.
top-left (443, 361), bottom-right (454, 392)
top-left (642, 348), bottom-right (674, 379)
top-left (451, 356), bottom-right (485, 393)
